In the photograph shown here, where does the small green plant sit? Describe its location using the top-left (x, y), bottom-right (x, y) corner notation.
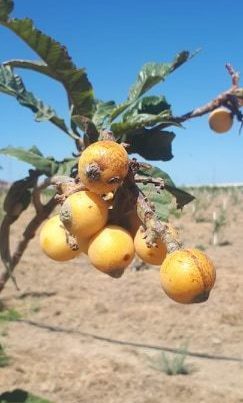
top-left (149, 344), bottom-right (191, 375)
top-left (212, 208), bottom-right (227, 246)
top-left (0, 344), bottom-right (10, 367)
top-left (0, 308), bottom-right (21, 322)
top-left (0, 389), bottom-right (52, 403)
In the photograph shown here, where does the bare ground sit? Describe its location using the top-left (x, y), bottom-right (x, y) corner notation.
top-left (1, 188), bottom-right (243, 403)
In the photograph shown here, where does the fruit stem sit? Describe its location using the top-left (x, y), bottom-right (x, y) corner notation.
top-left (136, 192), bottom-right (182, 253)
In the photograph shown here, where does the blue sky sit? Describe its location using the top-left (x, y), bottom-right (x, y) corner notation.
top-left (0, 0), bottom-right (243, 185)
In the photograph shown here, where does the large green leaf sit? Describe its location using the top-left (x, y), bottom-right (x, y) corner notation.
top-left (92, 100), bottom-right (116, 129)
top-left (0, 0), bottom-right (13, 21)
top-left (128, 51), bottom-right (190, 101)
top-left (54, 157), bottom-right (78, 176)
top-left (0, 146), bottom-right (57, 176)
top-left (0, 146), bottom-right (77, 177)
top-left (111, 110), bottom-right (173, 137)
top-left (3, 59), bottom-right (57, 79)
top-left (138, 165), bottom-right (195, 220)
top-left (109, 51), bottom-right (192, 123)
top-left (0, 65), bottom-right (72, 134)
top-left (122, 95), bottom-right (170, 122)
top-left (138, 182), bottom-right (173, 221)
top-left (127, 129), bottom-right (175, 161)
top-left (0, 17), bottom-right (95, 117)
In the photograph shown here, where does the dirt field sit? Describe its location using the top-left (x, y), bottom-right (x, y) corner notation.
top-left (1, 187), bottom-right (243, 403)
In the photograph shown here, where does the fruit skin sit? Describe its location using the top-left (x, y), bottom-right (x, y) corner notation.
top-left (208, 107), bottom-right (233, 133)
top-left (40, 215), bottom-right (81, 261)
top-left (88, 225), bottom-right (135, 277)
top-left (160, 248), bottom-right (216, 304)
top-left (60, 190), bottom-right (108, 239)
top-left (78, 141), bottom-right (129, 194)
top-left (134, 227), bottom-right (167, 265)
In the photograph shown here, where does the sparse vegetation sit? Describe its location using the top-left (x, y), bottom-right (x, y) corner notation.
top-left (0, 344), bottom-right (10, 368)
top-left (149, 344), bottom-right (191, 375)
top-left (0, 308), bottom-right (21, 322)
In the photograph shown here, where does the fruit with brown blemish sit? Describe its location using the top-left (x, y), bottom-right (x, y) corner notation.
top-left (59, 190), bottom-right (108, 239)
top-left (88, 225), bottom-right (135, 277)
top-left (78, 140), bottom-right (129, 194)
top-left (134, 227), bottom-right (167, 265)
top-left (40, 215), bottom-right (82, 261)
top-left (160, 248), bottom-right (216, 304)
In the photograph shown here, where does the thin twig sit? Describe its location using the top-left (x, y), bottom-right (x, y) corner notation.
top-left (134, 175), bottom-right (165, 191)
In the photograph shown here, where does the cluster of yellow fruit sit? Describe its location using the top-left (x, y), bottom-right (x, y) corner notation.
top-left (208, 107), bottom-right (233, 133)
top-left (40, 141), bottom-right (216, 304)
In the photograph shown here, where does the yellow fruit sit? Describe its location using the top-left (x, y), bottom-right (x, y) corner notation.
top-left (60, 190), bottom-right (108, 239)
top-left (88, 225), bottom-right (135, 277)
top-left (40, 215), bottom-right (82, 261)
top-left (160, 248), bottom-right (216, 304)
top-left (134, 227), bottom-right (167, 265)
top-left (78, 141), bottom-right (129, 194)
top-left (208, 107), bottom-right (233, 133)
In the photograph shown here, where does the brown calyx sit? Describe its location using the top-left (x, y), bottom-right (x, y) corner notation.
top-left (85, 162), bottom-right (101, 181)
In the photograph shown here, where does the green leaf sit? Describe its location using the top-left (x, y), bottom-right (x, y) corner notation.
top-left (0, 65), bottom-right (71, 134)
top-left (92, 100), bottom-right (116, 129)
top-left (137, 165), bottom-right (175, 185)
top-left (138, 165), bottom-right (195, 220)
top-left (111, 110), bottom-right (173, 137)
top-left (54, 157), bottom-right (78, 176)
top-left (139, 182), bottom-right (173, 221)
top-left (109, 51), bottom-right (193, 122)
top-left (1, 18), bottom-right (95, 117)
top-left (128, 51), bottom-right (191, 101)
top-left (0, 146), bottom-right (78, 177)
top-left (165, 184), bottom-right (195, 209)
top-left (0, 146), bottom-right (57, 176)
top-left (109, 100), bottom-right (131, 122)
top-left (28, 145), bottom-right (43, 157)
top-left (123, 96), bottom-right (170, 122)
top-left (127, 129), bottom-right (175, 161)
top-left (3, 59), bottom-right (57, 79)
top-left (0, 0), bottom-right (13, 21)
top-left (0, 388), bottom-right (52, 403)
top-left (0, 308), bottom-right (21, 322)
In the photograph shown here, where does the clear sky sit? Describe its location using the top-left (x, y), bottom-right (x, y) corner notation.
top-left (0, 0), bottom-right (243, 185)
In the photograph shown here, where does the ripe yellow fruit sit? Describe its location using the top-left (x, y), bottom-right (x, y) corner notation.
top-left (134, 227), bottom-right (167, 265)
top-left (160, 248), bottom-right (216, 304)
top-left (40, 215), bottom-right (82, 261)
top-left (88, 225), bottom-right (135, 277)
top-left (78, 141), bottom-right (129, 194)
top-left (60, 190), bottom-right (108, 239)
top-left (208, 107), bottom-right (233, 133)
